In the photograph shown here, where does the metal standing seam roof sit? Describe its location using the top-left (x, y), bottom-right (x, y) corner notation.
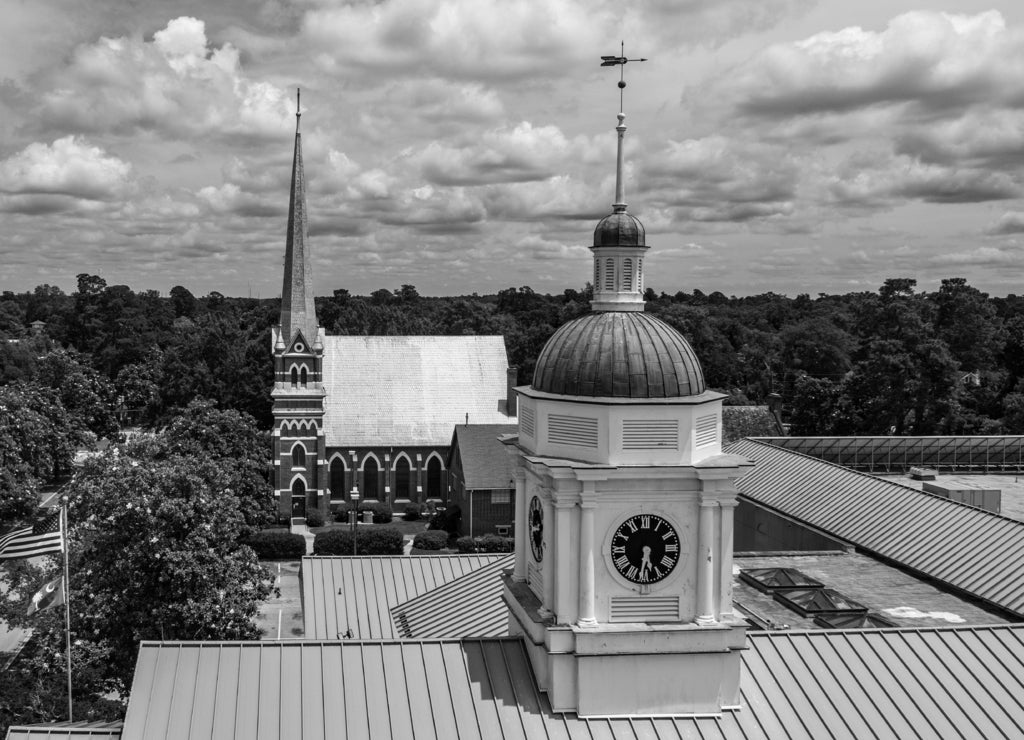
top-left (4, 722), bottom-right (124, 740)
top-left (119, 624), bottom-right (1024, 739)
top-left (301, 554), bottom-right (510, 639)
top-left (530, 311), bottom-right (706, 398)
top-left (728, 438), bottom-right (1024, 617)
top-left (320, 335), bottom-right (513, 448)
top-left (448, 424), bottom-right (518, 489)
top-left (391, 555), bottom-right (512, 638)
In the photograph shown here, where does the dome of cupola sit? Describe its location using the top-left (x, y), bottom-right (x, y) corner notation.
top-left (594, 209), bottom-right (645, 248)
top-left (531, 311), bottom-right (705, 398)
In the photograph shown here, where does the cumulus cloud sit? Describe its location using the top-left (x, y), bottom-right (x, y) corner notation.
top-left (732, 10), bottom-right (1024, 119)
top-left (39, 17), bottom-right (294, 140)
top-left (895, 108), bottom-right (1024, 169)
top-left (0, 136), bottom-right (132, 213)
top-left (642, 136), bottom-right (798, 222)
top-left (301, 0), bottom-right (606, 81)
top-left (827, 152), bottom-right (1020, 207)
top-left (987, 211), bottom-right (1024, 235)
top-left (413, 122), bottom-right (596, 186)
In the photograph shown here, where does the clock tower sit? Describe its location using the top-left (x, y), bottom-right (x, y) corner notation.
top-left (503, 65), bottom-right (752, 718)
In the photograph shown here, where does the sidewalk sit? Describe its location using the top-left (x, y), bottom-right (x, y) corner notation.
top-left (255, 561), bottom-right (304, 639)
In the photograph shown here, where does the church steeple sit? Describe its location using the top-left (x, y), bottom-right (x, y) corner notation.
top-left (280, 88), bottom-right (318, 345)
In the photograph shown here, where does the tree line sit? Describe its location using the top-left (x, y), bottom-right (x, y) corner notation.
top-left (3, 274), bottom-right (1024, 436)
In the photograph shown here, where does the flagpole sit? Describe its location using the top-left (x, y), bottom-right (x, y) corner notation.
top-left (61, 504), bottom-right (73, 722)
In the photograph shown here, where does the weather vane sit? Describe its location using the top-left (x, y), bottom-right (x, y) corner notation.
top-left (601, 42), bottom-right (647, 111)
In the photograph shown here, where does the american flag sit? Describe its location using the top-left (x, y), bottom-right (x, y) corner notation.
top-left (0, 512), bottom-right (64, 560)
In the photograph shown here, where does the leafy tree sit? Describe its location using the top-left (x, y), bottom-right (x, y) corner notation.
top-left (59, 450), bottom-right (275, 690)
top-left (169, 285), bottom-right (197, 318)
top-left (0, 384), bottom-right (76, 521)
top-left (33, 349), bottom-right (118, 441)
top-left (932, 278), bottom-right (1003, 371)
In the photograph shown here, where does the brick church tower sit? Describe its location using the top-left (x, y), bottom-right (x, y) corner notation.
top-left (271, 91), bottom-right (327, 523)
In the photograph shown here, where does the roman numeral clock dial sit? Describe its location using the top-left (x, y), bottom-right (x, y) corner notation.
top-left (529, 496), bottom-right (544, 562)
top-left (610, 514), bottom-right (680, 585)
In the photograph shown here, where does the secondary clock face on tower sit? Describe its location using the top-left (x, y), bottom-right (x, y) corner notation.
top-left (610, 514), bottom-right (681, 584)
top-left (529, 496), bottom-right (544, 562)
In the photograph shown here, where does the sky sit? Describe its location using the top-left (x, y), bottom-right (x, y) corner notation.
top-left (3, 1), bottom-right (1024, 299)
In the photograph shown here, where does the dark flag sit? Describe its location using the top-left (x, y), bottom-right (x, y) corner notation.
top-left (27, 575), bottom-right (64, 616)
top-left (0, 512), bottom-right (64, 560)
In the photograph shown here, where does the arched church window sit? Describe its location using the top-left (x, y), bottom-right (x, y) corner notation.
top-left (300, 367), bottom-right (308, 388)
top-left (330, 458), bottom-right (345, 502)
top-left (604, 258), bottom-right (615, 291)
top-left (623, 258), bottom-right (633, 291)
top-left (363, 457), bottom-right (380, 500)
top-left (292, 444), bottom-right (306, 469)
top-left (290, 368), bottom-right (298, 387)
top-left (426, 457), bottom-right (442, 500)
top-left (395, 457), bottom-right (411, 500)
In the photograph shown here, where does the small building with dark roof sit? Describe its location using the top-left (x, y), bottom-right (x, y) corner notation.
top-left (446, 424), bottom-right (518, 537)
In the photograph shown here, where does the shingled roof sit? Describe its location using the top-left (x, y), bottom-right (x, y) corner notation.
top-left (320, 336), bottom-right (513, 447)
top-left (449, 424), bottom-right (518, 489)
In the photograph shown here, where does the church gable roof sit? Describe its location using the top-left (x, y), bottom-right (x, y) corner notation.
top-left (320, 335), bottom-right (513, 447)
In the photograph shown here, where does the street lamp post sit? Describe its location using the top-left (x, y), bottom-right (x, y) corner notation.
top-left (349, 487), bottom-right (360, 556)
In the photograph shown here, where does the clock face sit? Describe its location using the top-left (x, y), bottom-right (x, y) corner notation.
top-left (610, 514), bottom-right (680, 584)
top-left (529, 496), bottom-right (544, 562)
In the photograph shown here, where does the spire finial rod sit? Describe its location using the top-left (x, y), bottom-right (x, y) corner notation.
top-left (295, 87), bottom-right (301, 133)
top-left (600, 43), bottom-right (647, 212)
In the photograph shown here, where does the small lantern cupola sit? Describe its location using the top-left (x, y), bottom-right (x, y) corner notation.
top-left (590, 106), bottom-right (648, 311)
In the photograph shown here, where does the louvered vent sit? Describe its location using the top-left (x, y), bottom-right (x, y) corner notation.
top-left (594, 260), bottom-right (600, 290)
top-left (610, 595), bottom-right (680, 622)
top-left (622, 420), bottom-right (678, 450)
top-left (547, 414), bottom-right (598, 447)
top-left (695, 414), bottom-right (718, 447)
top-left (528, 561), bottom-right (543, 600)
top-left (623, 258), bottom-right (633, 291)
top-left (604, 258), bottom-right (615, 291)
top-left (638, 258), bottom-right (643, 291)
top-left (520, 405), bottom-right (535, 438)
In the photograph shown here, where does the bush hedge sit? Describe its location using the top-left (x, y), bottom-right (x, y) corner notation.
top-left (412, 530), bottom-right (449, 550)
top-left (313, 526), bottom-right (404, 555)
top-left (358, 501), bottom-right (393, 523)
top-left (246, 530), bottom-right (307, 560)
top-left (304, 507), bottom-right (326, 528)
top-left (452, 534), bottom-right (514, 554)
top-left (403, 502), bottom-right (425, 521)
top-left (476, 534), bottom-right (514, 553)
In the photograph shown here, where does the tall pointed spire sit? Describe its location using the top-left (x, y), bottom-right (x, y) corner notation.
top-left (591, 46), bottom-right (649, 313)
top-left (280, 87), bottom-right (318, 345)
